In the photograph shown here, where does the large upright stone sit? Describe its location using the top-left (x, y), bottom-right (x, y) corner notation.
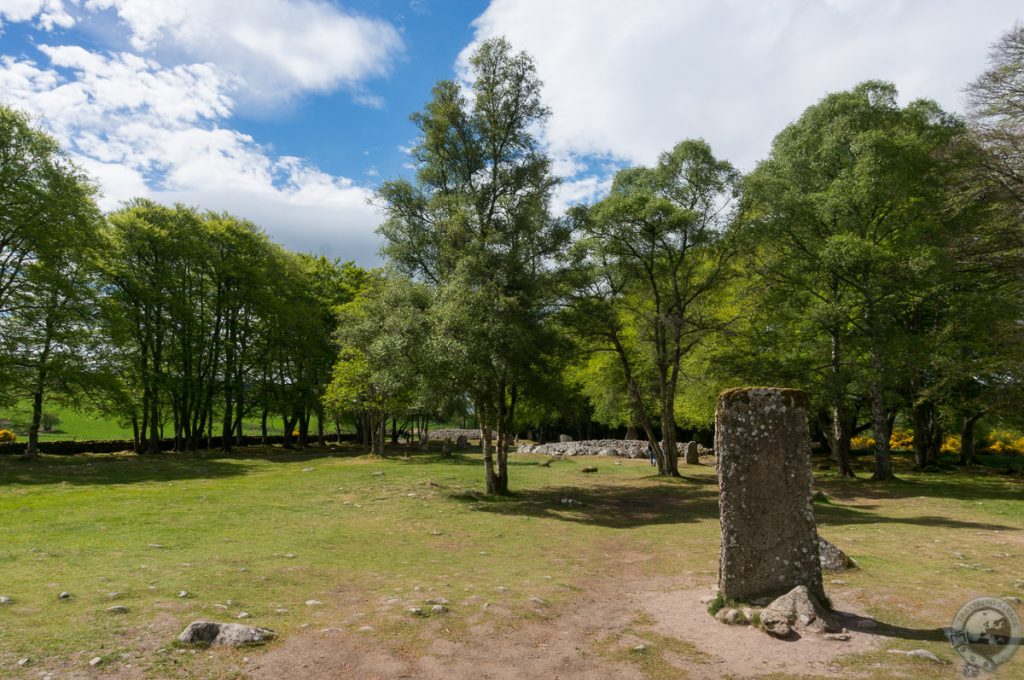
top-left (684, 441), bottom-right (699, 465)
top-left (715, 387), bottom-right (824, 602)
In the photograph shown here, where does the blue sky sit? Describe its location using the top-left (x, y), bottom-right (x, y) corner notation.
top-left (0, 0), bottom-right (1021, 264)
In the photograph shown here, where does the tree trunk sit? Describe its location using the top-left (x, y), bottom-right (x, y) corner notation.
top-left (959, 413), bottom-right (981, 466)
top-left (25, 388), bottom-right (44, 459)
top-left (868, 371), bottom-right (894, 480)
top-left (911, 400), bottom-right (940, 470)
top-left (659, 401), bottom-right (681, 476)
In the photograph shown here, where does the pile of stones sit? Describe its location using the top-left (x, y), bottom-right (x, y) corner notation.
top-left (516, 439), bottom-right (696, 458)
top-left (426, 429), bottom-right (486, 441)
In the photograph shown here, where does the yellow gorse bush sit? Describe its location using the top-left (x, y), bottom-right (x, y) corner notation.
top-left (941, 434), bottom-right (961, 454)
top-left (850, 435), bottom-right (876, 450)
top-left (0, 429), bottom-right (16, 443)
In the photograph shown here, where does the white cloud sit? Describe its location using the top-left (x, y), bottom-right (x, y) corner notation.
top-left (1, 0), bottom-right (403, 107)
top-left (0, 47), bottom-right (384, 263)
top-left (465, 0), bottom-right (1024, 171)
top-left (0, 0), bottom-right (74, 31)
top-left (81, 0), bottom-right (403, 107)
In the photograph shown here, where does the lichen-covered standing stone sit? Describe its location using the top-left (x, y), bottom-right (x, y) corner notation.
top-left (684, 441), bottom-right (699, 465)
top-left (715, 387), bottom-right (824, 602)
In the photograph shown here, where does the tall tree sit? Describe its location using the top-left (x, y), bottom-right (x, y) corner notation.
top-left (569, 139), bottom-right (739, 476)
top-left (377, 37), bottom-right (566, 494)
top-left (743, 81), bottom-right (977, 480)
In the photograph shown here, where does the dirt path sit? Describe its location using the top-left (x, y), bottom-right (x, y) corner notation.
top-left (249, 573), bottom-right (884, 679)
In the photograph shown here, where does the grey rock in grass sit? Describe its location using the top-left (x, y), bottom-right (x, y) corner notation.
top-left (178, 621), bottom-right (275, 647)
top-left (106, 605), bottom-right (129, 614)
top-left (58, 591), bottom-right (72, 600)
top-left (715, 607), bottom-right (744, 624)
top-left (178, 591), bottom-right (189, 598)
top-left (818, 537), bottom-right (857, 571)
top-left (88, 657), bottom-right (102, 667)
top-left (684, 440), bottom-right (700, 465)
top-left (889, 649), bottom-right (944, 664)
top-left (305, 599), bottom-right (322, 606)
top-left (759, 586), bottom-right (839, 638)
top-left (0, 596), bottom-right (12, 605)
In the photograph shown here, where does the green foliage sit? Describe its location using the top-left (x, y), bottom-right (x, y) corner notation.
top-left (376, 38), bottom-right (566, 493)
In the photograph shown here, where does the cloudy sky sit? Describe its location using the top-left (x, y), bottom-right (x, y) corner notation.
top-left (0, 1), bottom-right (1020, 264)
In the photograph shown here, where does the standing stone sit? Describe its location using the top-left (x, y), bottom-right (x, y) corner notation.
top-left (715, 387), bottom-right (824, 602)
top-left (685, 441), bottom-right (700, 465)
top-left (559, 434), bottom-right (573, 442)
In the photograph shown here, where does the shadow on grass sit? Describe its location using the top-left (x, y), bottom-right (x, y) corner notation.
top-left (0, 444), bottom-right (368, 486)
top-left (449, 476), bottom-right (1019, 532)
top-left (449, 481), bottom-right (721, 529)
top-left (833, 611), bottom-right (949, 643)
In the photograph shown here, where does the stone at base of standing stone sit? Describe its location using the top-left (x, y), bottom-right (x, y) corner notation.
top-left (758, 586), bottom-right (840, 638)
top-left (715, 387), bottom-right (825, 602)
top-left (818, 537), bottom-right (857, 571)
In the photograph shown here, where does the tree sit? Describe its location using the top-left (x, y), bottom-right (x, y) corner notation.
top-left (0, 107), bottom-right (96, 317)
top-left (743, 81), bottom-right (978, 480)
top-left (324, 272), bottom-right (434, 455)
top-left (966, 23), bottom-right (1024, 206)
top-left (377, 37), bottom-right (566, 494)
top-left (0, 107), bottom-right (102, 457)
top-left (568, 139), bottom-right (739, 476)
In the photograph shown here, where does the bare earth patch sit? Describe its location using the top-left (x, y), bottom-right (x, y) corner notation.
top-left (249, 574), bottom-right (883, 679)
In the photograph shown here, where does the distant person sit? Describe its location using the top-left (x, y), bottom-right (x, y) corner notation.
top-left (647, 442), bottom-right (656, 467)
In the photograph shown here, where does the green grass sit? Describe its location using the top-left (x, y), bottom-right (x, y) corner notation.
top-left (0, 402), bottom-right (300, 442)
top-left (0, 446), bottom-right (1021, 678)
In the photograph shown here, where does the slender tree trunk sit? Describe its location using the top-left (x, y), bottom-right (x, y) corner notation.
top-left (911, 399), bottom-right (940, 470)
top-left (480, 401), bottom-right (499, 495)
top-left (131, 416), bottom-right (141, 454)
top-left (298, 411), bottom-right (309, 448)
top-left (659, 400), bottom-right (681, 476)
top-left (825, 326), bottom-right (856, 477)
top-left (610, 332), bottom-right (665, 471)
top-left (868, 348), bottom-right (894, 480)
top-left (25, 387), bottom-right (44, 459)
top-left (959, 413), bottom-right (982, 466)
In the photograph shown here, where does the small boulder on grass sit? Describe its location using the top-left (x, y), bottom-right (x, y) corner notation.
top-left (178, 621), bottom-right (275, 647)
top-left (818, 537), bottom-right (857, 571)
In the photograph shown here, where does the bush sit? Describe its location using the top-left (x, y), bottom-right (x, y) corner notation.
top-left (981, 430), bottom-right (1024, 455)
top-left (0, 429), bottom-right (16, 443)
top-left (40, 413), bottom-right (61, 432)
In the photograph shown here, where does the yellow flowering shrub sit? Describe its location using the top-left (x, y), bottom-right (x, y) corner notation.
top-left (981, 430), bottom-right (1024, 455)
top-left (889, 429), bottom-right (915, 451)
top-left (850, 435), bottom-right (876, 450)
top-left (940, 434), bottom-right (961, 454)
top-left (0, 429), bottom-right (16, 443)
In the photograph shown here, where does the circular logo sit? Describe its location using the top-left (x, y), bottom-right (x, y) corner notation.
top-left (948, 597), bottom-right (1021, 673)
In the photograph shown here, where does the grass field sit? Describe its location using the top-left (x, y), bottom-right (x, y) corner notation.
top-left (0, 403), bottom-right (297, 442)
top-left (0, 445), bottom-right (1021, 678)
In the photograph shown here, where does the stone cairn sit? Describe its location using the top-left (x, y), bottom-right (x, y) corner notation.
top-left (517, 439), bottom-right (709, 459)
top-left (715, 387), bottom-right (825, 603)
